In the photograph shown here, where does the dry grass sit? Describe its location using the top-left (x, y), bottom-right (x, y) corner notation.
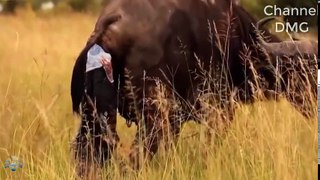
top-left (0, 11), bottom-right (317, 180)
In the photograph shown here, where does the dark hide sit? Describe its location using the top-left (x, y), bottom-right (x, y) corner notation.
top-left (70, 0), bottom-right (316, 172)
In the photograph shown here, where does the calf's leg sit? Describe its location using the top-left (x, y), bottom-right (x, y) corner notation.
top-left (74, 68), bottom-right (119, 176)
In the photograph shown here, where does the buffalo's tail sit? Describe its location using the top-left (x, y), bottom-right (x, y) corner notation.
top-left (71, 45), bottom-right (92, 114)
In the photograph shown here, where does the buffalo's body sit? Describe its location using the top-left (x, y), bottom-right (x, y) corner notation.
top-left (71, 0), bottom-right (316, 173)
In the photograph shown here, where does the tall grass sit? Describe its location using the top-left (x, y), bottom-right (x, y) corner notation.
top-left (0, 11), bottom-right (317, 179)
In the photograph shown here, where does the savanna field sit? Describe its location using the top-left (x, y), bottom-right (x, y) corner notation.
top-left (0, 10), bottom-right (317, 180)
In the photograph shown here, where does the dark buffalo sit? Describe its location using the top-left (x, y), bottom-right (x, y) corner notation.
top-left (70, 0), bottom-right (317, 173)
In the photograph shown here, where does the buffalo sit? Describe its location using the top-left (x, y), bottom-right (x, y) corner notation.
top-left (70, 0), bottom-right (317, 174)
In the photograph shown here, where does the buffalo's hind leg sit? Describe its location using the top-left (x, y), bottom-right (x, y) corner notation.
top-left (128, 81), bottom-right (182, 170)
top-left (74, 68), bottom-right (119, 177)
top-left (128, 109), bottom-right (184, 169)
top-left (128, 96), bottom-right (163, 169)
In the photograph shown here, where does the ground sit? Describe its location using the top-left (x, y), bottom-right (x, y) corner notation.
top-left (0, 11), bottom-right (317, 180)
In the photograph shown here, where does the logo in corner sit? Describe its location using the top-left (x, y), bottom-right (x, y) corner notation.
top-left (4, 156), bottom-right (23, 172)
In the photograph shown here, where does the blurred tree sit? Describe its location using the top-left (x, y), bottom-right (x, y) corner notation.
top-left (3, 0), bottom-right (18, 14)
top-left (275, 0), bottom-right (317, 26)
top-left (68, 0), bottom-right (89, 12)
top-left (30, 0), bottom-right (53, 11)
top-left (101, 0), bottom-right (111, 6)
top-left (67, 0), bottom-right (110, 12)
top-left (241, 0), bottom-right (273, 18)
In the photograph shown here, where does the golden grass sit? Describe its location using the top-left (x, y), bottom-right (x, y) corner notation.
top-left (0, 12), bottom-right (317, 180)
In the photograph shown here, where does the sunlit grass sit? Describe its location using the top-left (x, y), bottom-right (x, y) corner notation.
top-left (0, 12), bottom-right (317, 180)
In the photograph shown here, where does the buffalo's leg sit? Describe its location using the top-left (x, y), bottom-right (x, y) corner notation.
top-left (74, 68), bottom-right (119, 176)
top-left (205, 108), bottom-right (233, 145)
top-left (163, 109), bottom-right (185, 148)
top-left (128, 81), bottom-right (176, 169)
top-left (128, 102), bottom-right (163, 168)
top-left (129, 115), bottom-right (162, 170)
top-left (199, 92), bottom-right (235, 146)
